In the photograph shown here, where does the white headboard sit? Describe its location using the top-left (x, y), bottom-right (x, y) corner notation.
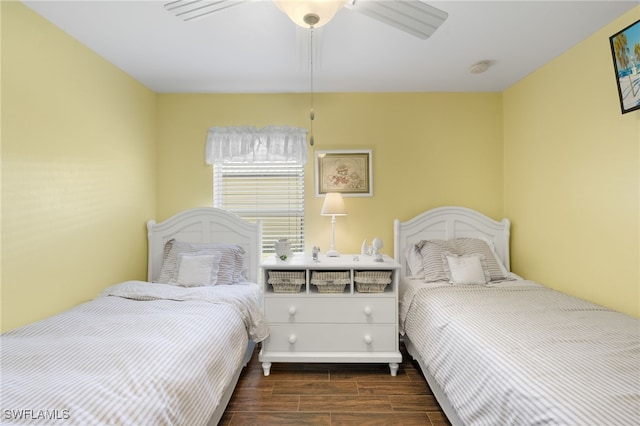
top-left (394, 206), bottom-right (511, 278)
top-left (146, 207), bottom-right (262, 283)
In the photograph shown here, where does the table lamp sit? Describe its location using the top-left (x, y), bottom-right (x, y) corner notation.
top-left (321, 192), bottom-right (347, 257)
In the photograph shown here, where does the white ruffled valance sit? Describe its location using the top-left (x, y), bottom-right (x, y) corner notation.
top-left (205, 126), bottom-right (308, 165)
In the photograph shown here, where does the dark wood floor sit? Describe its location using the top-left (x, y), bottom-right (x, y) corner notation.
top-left (220, 343), bottom-right (451, 426)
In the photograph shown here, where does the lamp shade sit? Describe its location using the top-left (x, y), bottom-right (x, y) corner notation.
top-left (321, 192), bottom-right (347, 216)
top-left (274, 0), bottom-right (347, 28)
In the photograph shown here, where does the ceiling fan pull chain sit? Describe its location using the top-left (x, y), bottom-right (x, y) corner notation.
top-left (309, 26), bottom-right (315, 146)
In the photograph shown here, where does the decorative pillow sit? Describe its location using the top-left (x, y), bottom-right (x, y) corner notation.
top-left (157, 240), bottom-right (246, 285)
top-left (417, 239), bottom-right (456, 282)
top-left (175, 253), bottom-right (221, 287)
top-left (443, 253), bottom-right (490, 285)
top-left (452, 238), bottom-right (509, 281)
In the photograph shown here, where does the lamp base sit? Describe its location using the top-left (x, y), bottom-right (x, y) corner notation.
top-left (325, 249), bottom-right (340, 257)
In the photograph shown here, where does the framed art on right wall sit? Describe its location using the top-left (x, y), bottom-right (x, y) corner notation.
top-left (609, 19), bottom-right (640, 114)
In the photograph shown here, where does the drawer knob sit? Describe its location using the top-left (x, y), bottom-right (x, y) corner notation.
top-left (288, 306), bottom-right (297, 316)
top-left (288, 334), bottom-right (297, 344)
top-left (363, 306), bottom-right (373, 316)
top-left (363, 334), bottom-right (372, 344)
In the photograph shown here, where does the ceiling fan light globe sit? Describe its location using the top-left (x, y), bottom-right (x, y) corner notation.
top-left (274, 0), bottom-right (347, 28)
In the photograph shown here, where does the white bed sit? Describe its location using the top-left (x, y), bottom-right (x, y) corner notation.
top-left (1, 207), bottom-right (268, 426)
top-left (394, 206), bottom-right (640, 426)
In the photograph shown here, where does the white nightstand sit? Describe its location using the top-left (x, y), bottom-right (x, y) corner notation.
top-left (258, 253), bottom-right (402, 376)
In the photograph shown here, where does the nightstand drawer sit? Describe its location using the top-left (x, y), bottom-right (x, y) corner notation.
top-left (264, 297), bottom-right (396, 324)
top-left (265, 324), bottom-right (397, 352)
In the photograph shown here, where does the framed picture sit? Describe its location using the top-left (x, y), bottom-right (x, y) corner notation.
top-left (315, 150), bottom-right (373, 197)
top-left (609, 19), bottom-right (640, 114)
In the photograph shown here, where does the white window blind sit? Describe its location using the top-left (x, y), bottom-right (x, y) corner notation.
top-left (214, 162), bottom-right (304, 255)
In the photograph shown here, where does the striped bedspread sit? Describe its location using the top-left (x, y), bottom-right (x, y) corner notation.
top-left (401, 279), bottom-right (640, 426)
top-left (1, 281), bottom-right (268, 425)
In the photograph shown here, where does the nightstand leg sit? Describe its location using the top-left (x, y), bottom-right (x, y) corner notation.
top-left (389, 363), bottom-right (399, 376)
top-left (261, 362), bottom-right (272, 376)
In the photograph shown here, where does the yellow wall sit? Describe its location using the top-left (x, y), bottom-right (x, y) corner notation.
top-left (503, 7), bottom-right (640, 317)
top-left (0, 2), bottom-right (4, 330)
top-left (1, 2), bottom-right (157, 331)
top-left (156, 93), bottom-right (504, 255)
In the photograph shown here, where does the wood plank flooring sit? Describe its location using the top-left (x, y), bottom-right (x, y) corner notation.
top-left (220, 343), bottom-right (451, 426)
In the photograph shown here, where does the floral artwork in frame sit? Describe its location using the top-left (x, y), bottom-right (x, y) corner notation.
top-left (315, 150), bottom-right (373, 197)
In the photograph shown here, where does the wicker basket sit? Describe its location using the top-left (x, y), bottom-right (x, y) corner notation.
top-left (268, 270), bottom-right (305, 293)
top-left (310, 271), bottom-right (350, 293)
top-left (354, 270), bottom-right (392, 293)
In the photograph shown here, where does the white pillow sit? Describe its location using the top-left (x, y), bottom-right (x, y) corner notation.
top-left (445, 254), bottom-right (490, 285)
top-left (175, 253), bottom-right (221, 287)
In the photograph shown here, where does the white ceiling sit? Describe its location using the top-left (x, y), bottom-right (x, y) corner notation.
top-left (23, 0), bottom-right (639, 93)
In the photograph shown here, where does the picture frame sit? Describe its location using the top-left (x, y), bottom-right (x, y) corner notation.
top-left (609, 19), bottom-right (640, 114)
top-left (315, 149), bottom-right (373, 197)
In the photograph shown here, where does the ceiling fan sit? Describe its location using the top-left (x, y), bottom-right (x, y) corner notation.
top-left (163, 0), bottom-right (448, 40)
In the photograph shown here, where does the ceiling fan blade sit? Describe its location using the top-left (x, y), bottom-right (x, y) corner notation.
top-left (345, 0), bottom-right (448, 40)
top-left (164, 0), bottom-right (250, 22)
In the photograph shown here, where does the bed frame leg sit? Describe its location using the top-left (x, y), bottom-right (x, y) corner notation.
top-left (389, 362), bottom-right (399, 376)
top-left (261, 362), bottom-right (272, 376)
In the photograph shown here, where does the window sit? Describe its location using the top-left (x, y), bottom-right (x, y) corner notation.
top-left (214, 162), bottom-right (304, 255)
top-left (206, 125), bottom-right (308, 256)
